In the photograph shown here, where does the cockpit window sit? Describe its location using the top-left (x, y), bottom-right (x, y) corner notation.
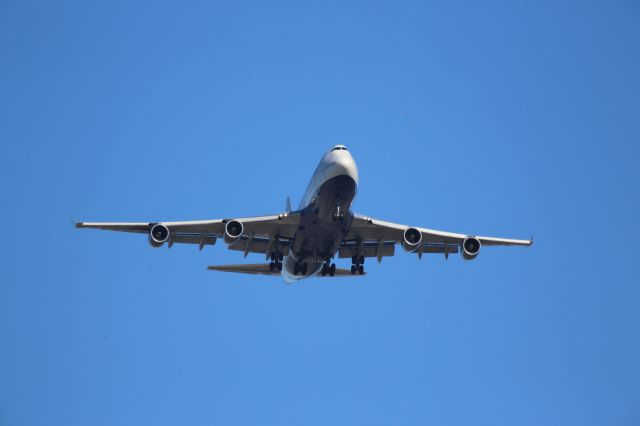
top-left (331, 146), bottom-right (348, 151)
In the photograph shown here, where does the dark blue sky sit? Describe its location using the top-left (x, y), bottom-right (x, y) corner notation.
top-left (1, 1), bottom-right (639, 425)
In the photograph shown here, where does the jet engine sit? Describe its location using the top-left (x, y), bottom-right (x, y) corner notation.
top-left (462, 236), bottom-right (481, 260)
top-left (402, 227), bottom-right (423, 252)
top-left (149, 224), bottom-right (170, 248)
top-left (224, 220), bottom-right (244, 244)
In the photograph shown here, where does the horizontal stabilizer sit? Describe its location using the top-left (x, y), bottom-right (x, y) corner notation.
top-left (208, 264), bottom-right (278, 276)
top-left (207, 264), bottom-right (365, 277)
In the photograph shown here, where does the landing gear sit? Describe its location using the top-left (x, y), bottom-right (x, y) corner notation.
top-left (351, 255), bottom-right (365, 275)
top-left (321, 262), bottom-right (336, 277)
top-left (269, 252), bottom-right (284, 272)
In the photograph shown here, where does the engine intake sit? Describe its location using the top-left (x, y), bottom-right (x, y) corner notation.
top-left (224, 220), bottom-right (244, 244)
top-left (402, 227), bottom-right (423, 252)
top-left (149, 224), bottom-right (170, 248)
top-left (462, 237), bottom-right (481, 260)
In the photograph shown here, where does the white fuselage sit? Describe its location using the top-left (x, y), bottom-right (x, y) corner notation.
top-left (281, 146), bottom-right (359, 283)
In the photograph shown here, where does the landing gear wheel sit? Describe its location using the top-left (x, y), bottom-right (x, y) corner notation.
top-left (329, 264), bottom-right (336, 276)
top-left (293, 263), bottom-right (300, 275)
top-left (351, 265), bottom-right (356, 275)
top-left (269, 262), bottom-right (274, 272)
top-left (321, 263), bottom-right (329, 276)
top-left (358, 265), bottom-right (364, 275)
top-left (277, 262), bottom-right (283, 272)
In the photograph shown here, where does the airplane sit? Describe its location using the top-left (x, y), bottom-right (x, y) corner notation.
top-left (76, 145), bottom-right (532, 283)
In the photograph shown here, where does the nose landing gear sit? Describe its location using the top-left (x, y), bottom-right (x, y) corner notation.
top-left (332, 206), bottom-right (345, 223)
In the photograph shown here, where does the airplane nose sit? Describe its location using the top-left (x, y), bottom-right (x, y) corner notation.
top-left (332, 151), bottom-right (359, 184)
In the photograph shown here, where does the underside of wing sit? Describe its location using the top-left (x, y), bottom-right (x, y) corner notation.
top-left (338, 240), bottom-right (396, 259)
top-left (75, 212), bottom-right (301, 251)
top-left (346, 213), bottom-right (532, 260)
top-left (226, 235), bottom-right (293, 257)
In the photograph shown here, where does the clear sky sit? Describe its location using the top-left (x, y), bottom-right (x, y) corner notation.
top-left (1, 1), bottom-right (639, 425)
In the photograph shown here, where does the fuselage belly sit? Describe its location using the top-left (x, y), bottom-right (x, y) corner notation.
top-left (282, 146), bottom-right (359, 283)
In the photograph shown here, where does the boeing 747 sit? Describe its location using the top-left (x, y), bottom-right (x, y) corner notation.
top-left (76, 145), bottom-right (532, 283)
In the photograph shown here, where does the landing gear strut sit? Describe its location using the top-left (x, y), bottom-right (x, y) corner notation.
top-left (351, 255), bottom-right (365, 275)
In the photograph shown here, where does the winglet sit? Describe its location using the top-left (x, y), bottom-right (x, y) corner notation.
top-left (286, 197), bottom-right (292, 213)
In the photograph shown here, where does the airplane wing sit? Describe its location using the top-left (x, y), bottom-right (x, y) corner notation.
top-left (343, 213), bottom-right (532, 261)
top-left (75, 212), bottom-right (301, 255)
top-left (208, 264), bottom-right (363, 277)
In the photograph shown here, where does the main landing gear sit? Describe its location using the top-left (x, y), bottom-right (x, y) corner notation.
top-left (269, 252), bottom-right (284, 272)
top-left (351, 255), bottom-right (365, 275)
top-left (321, 262), bottom-right (336, 277)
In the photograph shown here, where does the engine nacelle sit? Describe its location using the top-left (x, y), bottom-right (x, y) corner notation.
top-left (149, 224), bottom-right (170, 248)
top-left (402, 227), bottom-right (423, 252)
top-left (224, 220), bottom-right (244, 244)
top-left (462, 236), bottom-right (481, 260)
